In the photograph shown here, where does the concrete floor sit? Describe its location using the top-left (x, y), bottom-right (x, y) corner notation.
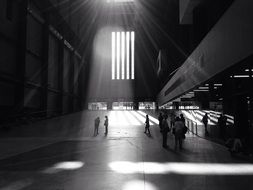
top-left (0, 110), bottom-right (253, 190)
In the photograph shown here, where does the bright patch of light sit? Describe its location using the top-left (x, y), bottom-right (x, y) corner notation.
top-left (109, 111), bottom-right (152, 126)
top-left (199, 87), bottom-right (209, 89)
top-left (118, 111), bottom-right (129, 125)
top-left (182, 110), bottom-right (202, 125)
top-left (138, 111), bottom-right (159, 125)
top-left (125, 111), bottom-right (142, 125)
top-left (233, 75), bottom-right (250, 78)
top-left (131, 31), bottom-right (135, 79)
top-left (109, 161), bottom-right (253, 175)
top-left (122, 180), bottom-right (157, 190)
top-left (194, 89), bottom-right (209, 92)
top-left (43, 161), bottom-right (84, 174)
top-left (112, 32), bottom-right (115, 80)
top-left (109, 161), bottom-right (141, 174)
top-left (131, 111), bottom-right (146, 124)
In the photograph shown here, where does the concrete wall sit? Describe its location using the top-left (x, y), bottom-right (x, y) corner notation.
top-left (157, 0), bottom-right (253, 106)
top-left (0, 0), bottom-right (85, 123)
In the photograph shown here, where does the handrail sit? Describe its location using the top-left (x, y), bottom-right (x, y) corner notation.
top-left (185, 118), bottom-right (198, 135)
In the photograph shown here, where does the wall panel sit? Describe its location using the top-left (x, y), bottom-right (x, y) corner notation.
top-left (48, 35), bottom-right (59, 89)
top-left (24, 88), bottom-right (41, 109)
top-left (0, 81), bottom-right (15, 106)
top-left (25, 53), bottom-right (42, 84)
top-left (0, 39), bottom-right (16, 74)
top-left (63, 48), bottom-right (71, 92)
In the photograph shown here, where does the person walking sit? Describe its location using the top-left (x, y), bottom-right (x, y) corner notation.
top-left (173, 117), bottom-right (185, 150)
top-left (161, 114), bottom-right (170, 148)
top-left (104, 116), bottom-right (109, 135)
top-left (202, 113), bottom-right (209, 136)
top-left (144, 115), bottom-right (151, 135)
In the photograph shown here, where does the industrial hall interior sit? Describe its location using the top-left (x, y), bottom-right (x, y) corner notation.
top-left (0, 0), bottom-right (253, 189)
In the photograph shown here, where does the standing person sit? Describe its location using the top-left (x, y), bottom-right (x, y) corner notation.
top-left (104, 116), bottom-right (109, 135)
top-left (144, 115), bottom-right (151, 134)
top-left (218, 114), bottom-right (227, 140)
top-left (94, 117), bottom-right (100, 136)
top-left (202, 113), bottom-right (209, 136)
top-left (158, 113), bottom-right (163, 132)
top-left (170, 113), bottom-right (175, 128)
top-left (161, 114), bottom-right (170, 148)
top-left (173, 117), bottom-right (185, 150)
top-left (180, 113), bottom-right (185, 124)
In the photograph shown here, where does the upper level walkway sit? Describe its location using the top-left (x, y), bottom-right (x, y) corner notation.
top-left (0, 110), bottom-right (253, 190)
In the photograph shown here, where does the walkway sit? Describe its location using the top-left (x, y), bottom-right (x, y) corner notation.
top-left (0, 111), bottom-right (253, 190)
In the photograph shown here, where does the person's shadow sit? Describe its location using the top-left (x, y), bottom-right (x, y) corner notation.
top-left (145, 133), bottom-right (153, 138)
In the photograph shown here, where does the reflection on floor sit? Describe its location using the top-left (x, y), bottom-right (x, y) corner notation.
top-left (0, 110), bottom-right (252, 190)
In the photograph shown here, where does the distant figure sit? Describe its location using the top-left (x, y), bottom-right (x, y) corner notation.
top-left (218, 114), bottom-right (227, 140)
top-left (104, 116), bottom-right (109, 135)
top-left (170, 114), bottom-right (175, 128)
top-left (144, 115), bottom-right (151, 134)
top-left (161, 114), bottom-right (170, 148)
top-left (173, 117), bottom-right (185, 150)
top-left (158, 113), bottom-right (163, 132)
top-left (202, 113), bottom-right (209, 136)
top-left (180, 113), bottom-right (185, 124)
top-left (94, 117), bottom-right (100, 136)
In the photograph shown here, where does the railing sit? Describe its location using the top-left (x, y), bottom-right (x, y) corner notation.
top-left (185, 118), bottom-right (198, 135)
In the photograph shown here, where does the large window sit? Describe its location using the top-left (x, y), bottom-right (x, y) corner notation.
top-left (112, 31), bottom-right (135, 80)
top-left (107, 0), bottom-right (134, 3)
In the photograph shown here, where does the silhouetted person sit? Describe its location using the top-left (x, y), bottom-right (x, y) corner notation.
top-left (180, 113), bottom-right (185, 124)
top-left (202, 113), bottom-right (209, 136)
top-left (173, 117), bottom-right (184, 150)
top-left (104, 116), bottom-right (108, 135)
top-left (161, 114), bottom-right (170, 148)
top-left (170, 114), bottom-right (175, 128)
top-left (158, 113), bottom-right (163, 132)
top-left (218, 114), bottom-right (227, 140)
top-left (144, 115), bottom-right (150, 134)
top-left (94, 117), bottom-right (100, 136)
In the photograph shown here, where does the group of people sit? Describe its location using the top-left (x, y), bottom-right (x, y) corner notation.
top-left (94, 112), bottom-right (187, 150)
top-left (158, 113), bottom-right (188, 150)
top-left (94, 116), bottom-right (108, 136)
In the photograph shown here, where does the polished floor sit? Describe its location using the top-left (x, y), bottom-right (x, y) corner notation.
top-left (0, 111), bottom-right (253, 190)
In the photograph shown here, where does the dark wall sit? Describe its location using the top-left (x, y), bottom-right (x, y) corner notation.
top-left (0, 0), bottom-right (86, 124)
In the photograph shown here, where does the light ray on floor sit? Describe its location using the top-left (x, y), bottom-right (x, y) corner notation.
top-left (138, 111), bottom-right (159, 125)
top-left (131, 111), bottom-right (146, 124)
top-left (43, 161), bottom-right (84, 174)
top-left (125, 111), bottom-right (142, 125)
top-left (109, 161), bottom-right (253, 175)
top-left (109, 111), bottom-right (145, 126)
top-left (122, 180), bottom-right (157, 190)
